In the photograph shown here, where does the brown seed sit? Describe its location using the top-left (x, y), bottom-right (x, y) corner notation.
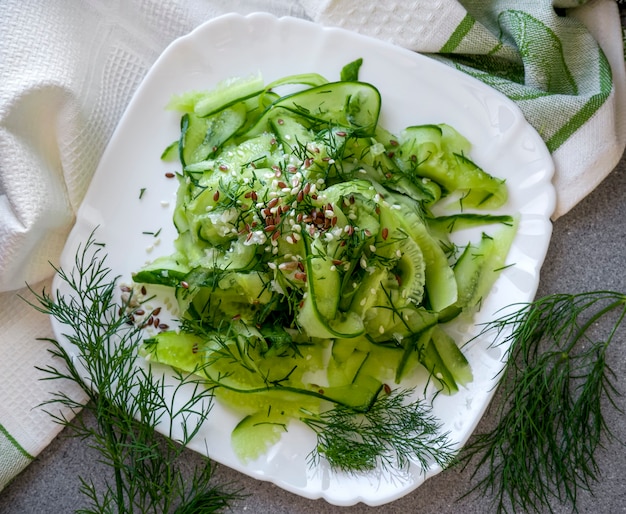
top-left (165, 172), bottom-right (175, 178)
top-left (152, 307), bottom-right (162, 316)
top-left (265, 224), bottom-right (276, 232)
top-left (180, 281), bottom-right (189, 289)
top-left (383, 383), bottom-right (392, 395)
top-left (141, 286), bottom-right (147, 295)
top-left (382, 227), bottom-right (389, 240)
top-left (267, 197), bottom-right (279, 209)
top-left (213, 190), bottom-right (220, 202)
top-left (294, 271), bottom-right (306, 281)
top-left (277, 181), bottom-right (287, 189)
top-left (272, 230), bottom-right (281, 241)
top-left (158, 323), bottom-right (169, 330)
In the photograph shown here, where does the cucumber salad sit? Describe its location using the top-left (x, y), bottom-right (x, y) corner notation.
top-left (132, 60), bottom-right (516, 468)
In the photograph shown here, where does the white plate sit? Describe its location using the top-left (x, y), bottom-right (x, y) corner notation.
top-left (53, 13), bottom-right (555, 507)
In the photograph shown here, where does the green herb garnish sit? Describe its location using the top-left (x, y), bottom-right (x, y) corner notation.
top-left (459, 291), bottom-right (626, 513)
top-left (301, 388), bottom-right (456, 474)
top-left (24, 233), bottom-right (242, 513)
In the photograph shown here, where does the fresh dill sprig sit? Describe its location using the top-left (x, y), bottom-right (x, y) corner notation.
top-left (459, 291), bottom-right (626, 514)
top-left (23, 233), bottom-right (242, 514)
top-left (301, 388), bottom-right (456, 475)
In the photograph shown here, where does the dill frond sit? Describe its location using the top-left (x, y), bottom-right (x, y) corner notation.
top-left (459, 291), bottom-right (626, 514)
top-left (301, 388), bottom-right (456, 475)
top-left (24, 233), bottom-right (243, 513)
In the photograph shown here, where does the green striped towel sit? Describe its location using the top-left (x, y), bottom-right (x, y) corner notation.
top-left (301, 0), bottom-right (626, 219)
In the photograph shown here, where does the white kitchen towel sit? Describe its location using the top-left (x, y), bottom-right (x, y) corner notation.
top-left (1, 0), bottom-right (624, 493)
top-left (0, 0), bottom-right (304, 492)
